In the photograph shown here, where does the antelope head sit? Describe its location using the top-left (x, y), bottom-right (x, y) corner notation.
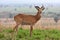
top-left (34, 5), bottom-right (45, 21)
top-left (35, 5), bottom-right (45, 13)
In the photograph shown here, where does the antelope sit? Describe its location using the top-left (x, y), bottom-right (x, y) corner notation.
top-left (13, 5), bottom-right (45, 36)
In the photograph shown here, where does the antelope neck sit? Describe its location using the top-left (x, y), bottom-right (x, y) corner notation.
top-left (35, 12), bottom-right (41, 17)
top-left (35, 11), bottom-right (41, 20)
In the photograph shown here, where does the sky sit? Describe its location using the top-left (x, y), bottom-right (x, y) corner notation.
top-left (0, 0), bottom-right (60, 7)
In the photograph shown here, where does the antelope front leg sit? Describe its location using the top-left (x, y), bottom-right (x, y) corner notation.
top-left (30, 25), bottom-right (33, 37)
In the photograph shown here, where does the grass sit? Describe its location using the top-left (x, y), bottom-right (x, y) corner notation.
top-left (0, 28), bottom-right (60, 40)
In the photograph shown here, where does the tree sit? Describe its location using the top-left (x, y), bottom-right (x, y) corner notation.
top-left (54, 15), bottom-right (59, 23)
top-left (9, 13), bottom-right (13, 18)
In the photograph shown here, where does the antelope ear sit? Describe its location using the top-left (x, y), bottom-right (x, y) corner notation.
top-left (35, 6), bottom-right (40, 10)
top-left (41, 5), bottom-right (45, 10)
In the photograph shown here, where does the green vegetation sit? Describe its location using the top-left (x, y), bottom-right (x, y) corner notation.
top-left (0, 28), bottom-right (60, 40)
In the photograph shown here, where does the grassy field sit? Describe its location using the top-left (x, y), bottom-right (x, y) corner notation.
top-left (0, 27), bottom-right (60, 40)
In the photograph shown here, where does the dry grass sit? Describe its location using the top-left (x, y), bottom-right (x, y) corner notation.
top-left (0, 18), bottom-right (60, 30)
